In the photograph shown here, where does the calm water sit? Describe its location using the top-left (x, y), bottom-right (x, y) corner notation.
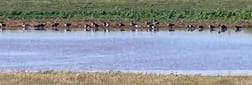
top-left (0, 30), bottom-right (252, 75)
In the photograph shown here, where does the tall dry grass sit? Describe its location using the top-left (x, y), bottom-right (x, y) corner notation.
top-left (0, 71), bottom-right (252, 85)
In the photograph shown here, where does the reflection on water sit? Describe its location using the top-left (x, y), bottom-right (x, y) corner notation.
top-left (0, 30), bottom-right (252, 75)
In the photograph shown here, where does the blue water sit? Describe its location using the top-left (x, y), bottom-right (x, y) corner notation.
top-left (0, 30), bottom-right (252, 75)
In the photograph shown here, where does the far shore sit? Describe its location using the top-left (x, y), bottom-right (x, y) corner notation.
top-left (2, 20), bottom-right (252, 29)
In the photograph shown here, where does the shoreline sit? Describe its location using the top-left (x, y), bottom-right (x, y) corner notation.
top-left (1, 70), bottom-right (252, 76)
top-left (2, 20), bottom-right (252, 29)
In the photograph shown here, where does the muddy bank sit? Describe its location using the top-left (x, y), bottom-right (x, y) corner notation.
top-left (2, 20), bottom-right (252, 29)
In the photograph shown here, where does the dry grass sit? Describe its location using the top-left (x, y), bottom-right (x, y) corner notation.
top-left (0, 71), bottom-right (252, 85)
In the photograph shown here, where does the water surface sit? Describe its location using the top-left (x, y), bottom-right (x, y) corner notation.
top-left (0, 30), bottom-right (252, 75)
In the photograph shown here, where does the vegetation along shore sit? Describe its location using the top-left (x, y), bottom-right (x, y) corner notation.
top-left (0, 0), bottom-right (252, 27)
top-left (1, 71), bottom-right (252, 85)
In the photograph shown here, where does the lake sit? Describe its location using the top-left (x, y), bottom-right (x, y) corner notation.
top-left (0, 30), bottom-right (252, 75)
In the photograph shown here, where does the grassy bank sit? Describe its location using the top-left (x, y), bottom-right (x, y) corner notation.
top-left (0, 0), bottom-right (252, 23)
top-left (0, 71), bottom-right (252, 85)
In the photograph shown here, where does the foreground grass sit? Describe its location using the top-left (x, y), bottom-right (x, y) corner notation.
top-left (0, 0), bottom-right (252, 23)
top-left (0, 71), bottom-right (252, 85)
